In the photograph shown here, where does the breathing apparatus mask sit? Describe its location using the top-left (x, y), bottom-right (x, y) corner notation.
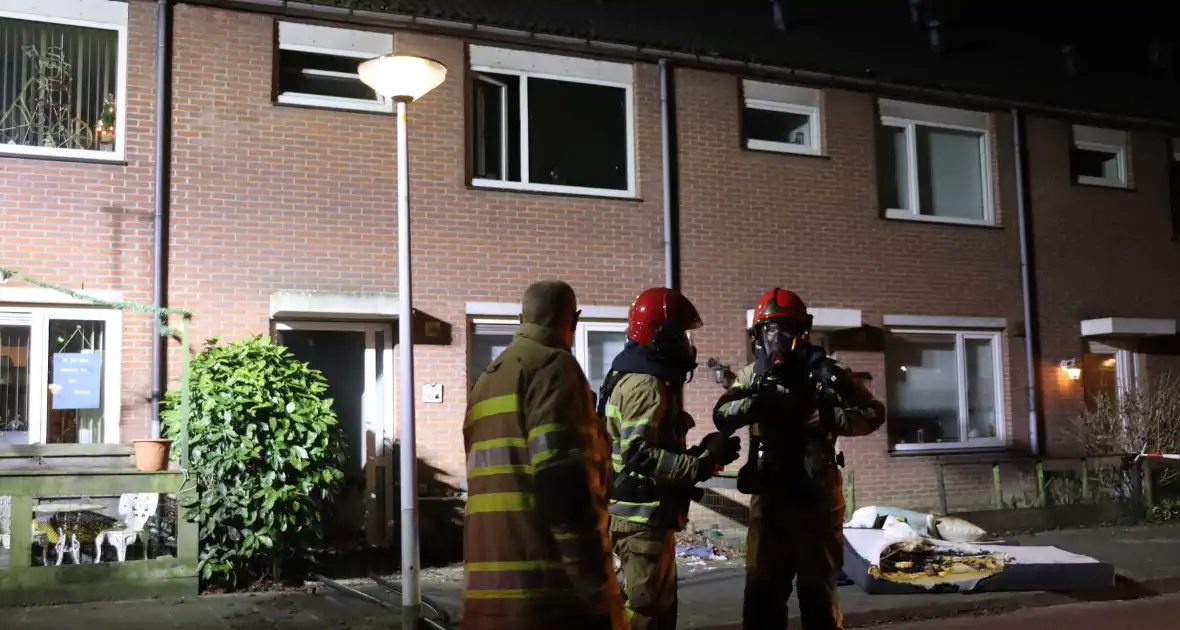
top-left (754, 318), bottom-right (811, 374)
top-left (648, 325), bottom-right (698, 384)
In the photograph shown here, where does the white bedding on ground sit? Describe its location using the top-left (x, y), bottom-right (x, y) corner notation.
top-left (844, 523), bottom-right (1102, 567)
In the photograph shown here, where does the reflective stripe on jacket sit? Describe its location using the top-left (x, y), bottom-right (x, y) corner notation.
top-left (604, 372), bottom-right (699, 529)
top-left (462, 323), bottom-right (617, 627)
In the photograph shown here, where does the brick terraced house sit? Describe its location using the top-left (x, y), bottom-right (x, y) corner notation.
top-left (3, 0), bottom-right (1180, 542)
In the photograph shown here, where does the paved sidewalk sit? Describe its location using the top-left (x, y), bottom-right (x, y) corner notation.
top-left (4, 523), bottom-right (1180, 630)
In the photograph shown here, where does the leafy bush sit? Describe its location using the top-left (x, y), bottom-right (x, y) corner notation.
top-left (162, 335), bottom-right (346, 587)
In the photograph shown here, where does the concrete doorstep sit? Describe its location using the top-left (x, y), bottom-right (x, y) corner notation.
top-left (3, 524), bottom-right (1180, 629)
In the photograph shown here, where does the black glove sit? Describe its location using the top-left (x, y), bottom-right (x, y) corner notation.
top-left (736, 460), bottom-right (762, 495)
top-left (699, 432), bottom-right (741, 466)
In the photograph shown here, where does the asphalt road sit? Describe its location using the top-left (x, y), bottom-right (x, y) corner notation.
top-left (872, 592), bottom-right (1180, 629)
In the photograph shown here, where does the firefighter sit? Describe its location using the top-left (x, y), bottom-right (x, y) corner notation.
top-left (598, 287), bottom-right (742, 630)
top-left (463, 280), bottom-right (628, 630)
top-left (714, 288), bottom-right (885, 630)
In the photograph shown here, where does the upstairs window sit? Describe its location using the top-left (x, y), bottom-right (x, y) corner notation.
top-left (877, 99), bottom-right (995, 226)
top-left (741, 79), bottom-right (822, 156)
top-left (469, 45), bottom-right (636, 198)
top-left (0, 0), bottom-right (127, 160)
top-left (275, 22), bottom-right (393, 113)
top-left (1071, 125), bottom-right (1128, 188)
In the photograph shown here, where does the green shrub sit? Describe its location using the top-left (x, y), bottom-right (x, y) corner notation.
top-left (162, 335), bottom-right (346, 587)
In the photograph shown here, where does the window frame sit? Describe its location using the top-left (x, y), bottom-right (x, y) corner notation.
top-left (0, 0), bottom-right (129, 162)
top-left (274, 21), bottom-right (394, 114)
top-left (885, 328), bottom-right (1006, 453)
top-left (468, 46), bottom-right (638, 199)
top-left (741, 79), bottom-right (823, 156)
top-left (467, 317), bottom-right (628, 386)
top-left (1071, 125), bottom-right (1128, 189)
top-left (0, 305), bottom-right (122, 445)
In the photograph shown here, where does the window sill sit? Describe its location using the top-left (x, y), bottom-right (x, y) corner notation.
top-left (0, 147), bottom-right (126, 166)
top-left (275, 94), bottom-right (394, 116)
top-left (470, 178), bottom-right (641, 201)
top-left (883, 209), bottom-right (999, 229)
top-left (744, 139), bottom-right (827, 159)
top-left (889, 442), bottom-right (1007, 457)
top-left (1073, 177), bottom-right (1133, 191)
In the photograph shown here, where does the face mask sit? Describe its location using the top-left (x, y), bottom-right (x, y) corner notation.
top-left (758, 321), bottom-right (808, 369)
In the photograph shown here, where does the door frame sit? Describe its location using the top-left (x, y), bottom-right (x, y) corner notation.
top-left (273, 320), bottom-right (396, 470)
top-left (0, 305), bottom-right (123, 444)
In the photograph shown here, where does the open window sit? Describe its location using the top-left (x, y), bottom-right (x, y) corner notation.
top-left (275, 22), bottom-right (394, 113)
top-left (1071, 125), bottom-right (1128, 189)
top-left (468, 45), bottom-right (636, 198)
top-left (741, 79), bottom-right (822, 156)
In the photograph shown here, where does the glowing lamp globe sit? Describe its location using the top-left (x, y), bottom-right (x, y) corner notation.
top-left (358, 54), bottom-right (447, 102)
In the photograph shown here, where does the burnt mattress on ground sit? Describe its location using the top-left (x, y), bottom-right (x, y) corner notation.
top-left (842, 519), bottom-right (1115, 594)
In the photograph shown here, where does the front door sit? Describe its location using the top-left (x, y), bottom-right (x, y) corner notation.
top-left (274, 321), bottom-right (394, 546)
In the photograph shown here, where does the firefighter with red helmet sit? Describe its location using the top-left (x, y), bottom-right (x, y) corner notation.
top-left (597, 287), bottom-right (742, 630)
top-left (714, 288), bottom-right (885, 630)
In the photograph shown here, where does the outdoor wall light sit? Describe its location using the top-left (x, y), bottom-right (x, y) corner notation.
top-left (1060, 358), bottom-right (1081, 381)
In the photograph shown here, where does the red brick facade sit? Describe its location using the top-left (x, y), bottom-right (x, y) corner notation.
top-left (3, 2), bottom-right (1178, 514)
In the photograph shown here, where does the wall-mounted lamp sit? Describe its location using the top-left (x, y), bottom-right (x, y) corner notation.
top-left (1060, 359), bottom-right (1081, 381)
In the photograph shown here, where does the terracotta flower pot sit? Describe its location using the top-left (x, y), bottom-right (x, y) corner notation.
top-left (132, 438), bottom-right (173, 472)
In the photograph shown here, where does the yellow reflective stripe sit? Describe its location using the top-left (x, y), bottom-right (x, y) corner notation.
top-left (466, 492), bottom-right (536, 514)
top-left (531, 448), bottom-right (582, 467)
top-left (464, 588), bottom-right (570, 600)
top-left (470, 394), bottom-right (519, 421)
top-left (553, 531), bottom-right (578, 541)
top-left (471, 437), bottom-right (528, 451)
top-left (466, 560), bottom-right (564, 572)
top-left (467, 464), bottom-right (531, 478)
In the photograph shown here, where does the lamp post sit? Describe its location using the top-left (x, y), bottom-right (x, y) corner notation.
top-left (357, 53), bottom-right (447, 630)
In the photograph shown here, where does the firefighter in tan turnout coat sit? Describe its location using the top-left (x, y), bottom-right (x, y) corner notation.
top-left (714, 288), bottom-right (885, 630)
top-left (462, 280), bottom-right (628, 630)
top-left (599, 287), bottom-right (741, 630)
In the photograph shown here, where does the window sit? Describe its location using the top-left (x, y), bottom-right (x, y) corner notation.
top-left (468, 318), bottom-right (628, 399)
top-left (0, 307), bottom-right (121, 444)
top-left (0, 0), bottom-right (127, 160)
top-left (741, 79), bottom-right (822, 156)
top-left (1170, 139), bottom-right (1179, 239)
top-left (877, 99), bottom-right (994, 226)
top-left (469, 45), bottom-right (636, 198)
top-left (885, 330), bottom-right (1004, 451)
top-left (275, 22), bottom-right (394, 113)
top-left (1082, 342), bottom-right (1142, 412)
top-left (1071, 125), bottom-right (1127, 188)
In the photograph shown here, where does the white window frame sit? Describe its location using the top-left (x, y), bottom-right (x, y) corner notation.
top-left (878, 99), bottom-right (995, 227)
top-left (275, 22), bottom-right (394, 114)
top-left (1071, 125), bottom-right (1128, 189)
top-left (468, 45), bottom-right (637, 199)
top-left (741, 79), bottom-right (822, 156)
top-left (1086, 341), bottom-right (1143, 399)
top-left (886, 329), bottom-right (1006, 453)
top-left (468, 317), bottom-right (628, 381)
top-left (0, 0), bottom-right (129, 162)
top-left (0, 305), bottom-right (122, 444)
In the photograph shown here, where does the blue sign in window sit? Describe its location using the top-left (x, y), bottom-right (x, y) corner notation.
top-left (52, 352), bottom-right (103, 410)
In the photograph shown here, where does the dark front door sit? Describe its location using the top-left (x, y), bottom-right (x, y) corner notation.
top-left (277, 328), bottom-right (367, 541)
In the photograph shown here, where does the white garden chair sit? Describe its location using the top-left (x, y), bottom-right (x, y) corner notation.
top-left (95, 493), bottom-right (159, 562)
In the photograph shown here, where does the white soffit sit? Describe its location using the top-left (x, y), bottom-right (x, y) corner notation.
top-left (1080, 317), bottom-right (1177, 338)
top-left (0, 286), bottom-right (124, 306)
top-left (270, 291), bottom-right (399, 318)
top-left (745, 307), bottom-right (863, 330)
top-left (466, 302), bottom-right (629, 321)
top-left (882, 314), bottom-right (1008, 330)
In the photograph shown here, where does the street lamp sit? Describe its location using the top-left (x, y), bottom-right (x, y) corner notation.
top-left (357, 53), bottom-right (447, 630)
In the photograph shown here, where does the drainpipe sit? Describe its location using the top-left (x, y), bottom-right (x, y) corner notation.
top-left (1012, 108), bottom-right (1042, 456)
top-left (150, 0), bottom-right (174, 438)
top-left (659, 59), bottom-right (679, 291)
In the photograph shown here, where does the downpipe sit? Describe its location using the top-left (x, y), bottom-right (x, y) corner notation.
top-left (659, 58), bottom-right (679, 291)
top-left (1012, 108), bottom-right (1042, 456)
top-left (150, 0), bottom-right (174, 438)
